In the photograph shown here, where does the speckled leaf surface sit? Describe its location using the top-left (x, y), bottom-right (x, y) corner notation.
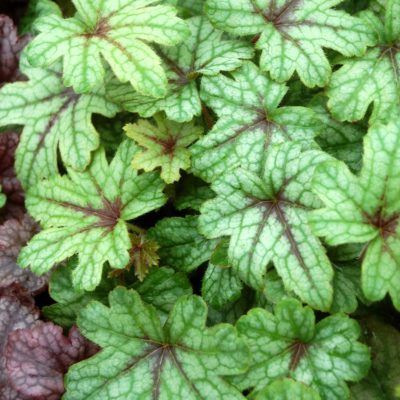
top-left (199, 142), bottom-right (333, 311)
top-left (234, 299), bottom-right (370, 399)
top-left (148, 215), bottom-right (218, 272)
top-left (64, 288), bottom-right (249, 400)
top-left (191, 62), bottom-right (321, 182)
top-left (205, 0), bottom-right (374, 87)
top-left (25, 0), bottom-right (189, 97)
top-left (18, 140), bottom-right (166, 291)
top-left (0, 62), bottom-right (125, 187)
top-left (5, 323), bottom-right (98, 400)
top-left (328, 2), bottom-right (400, 123)
top-left (125, 114), bottom-right (202, 183)
top-left (123, 16), bottom-right (253, 122)
top-left (310, 121), bottom-right (400, 309)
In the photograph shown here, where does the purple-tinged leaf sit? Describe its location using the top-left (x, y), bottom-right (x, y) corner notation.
top-left (0, 215), bottom-right (44, 293)
top-left (0, 131), bottom-right (24, 222)
top-left (0, 15), bottom-right (30, 84)
top-left (6, 323), bottom-right (98, 400)
top-left (0, 284), bottom-right (40, 399)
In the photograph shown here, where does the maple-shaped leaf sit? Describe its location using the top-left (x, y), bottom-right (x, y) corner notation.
top-left (0, 15), bottom-right (30, 84)
top-left (20, 0), bottom-right (63, 34)
top-left (199, 142), bottom-right (333, 311)
top-left (18, 140), bottom-right (167, 291)
top-left (350, 317), bottom-right (400, 400)
top-left (309, 95), bottom-right (365, 173)
top-left (124, 16), bottom-right (253, 122)
top-left (64, 288), bottom-right (249, 400)
top-left (0, 215), bottom-right (47, 294)
top-left (0, 284), bottom-right (40, 399)
top-left (5, 322), bottom-right (97, 400)
top-left (233, 298), bottom-right (370, 399)
top-left (0, 132), bottom-right (24, 222)
top-left (148, 215), bottom-right (219, 272)
top-left (310, 121), bottom-right (400, 309)
top-left (255, 379), bottom-right (321, 400)
top-left (191, 62), bottom-right (321, 182)
top-left (25, 0), bottom-right (189, 97)
top-left (328, 2), bottom-right (400, 123)
top-left (205, 0), bottom-right (374, 87)
top-left (0, 62), bottom-right (128, 187)
top-left (124, 114), bottom-right (203, 184)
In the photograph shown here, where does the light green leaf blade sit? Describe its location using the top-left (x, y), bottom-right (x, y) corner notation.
top-left (124, 114), bottom-right (203, 184)
top-left (310, 120), bottom-right (400, 309)
top-left (351, 317), bottom-right (400, 400)
top-left (18, 140), bottom-right (166, 291)
top-left (25, 1), bottom-right (190, 97)
top-left (64, 288), bottom-right (249, 400)
top-left (148, 215), bottom-right (218, 272)
top-left (199, 142), bottom-right (334, 311)
top-left (328, 6), bottom-right (400, 123)
top-left (123, 16), bottom-right (253, 122)
top-left (205, 0), bottom-right (374, 87)
top-left (192, 62), bottom-right (321, 182)
top-left (255, 379), bottom-right (321, 400)
top-left (0, 62), bottom-right (124, 187)
top-left (234, 299), bottom-right (370, 399)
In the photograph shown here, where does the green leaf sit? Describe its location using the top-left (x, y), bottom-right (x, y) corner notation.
top-left (174, 175), bottom-right (214, 211)
top-left (205, 0), bottom-right (374, 87)
top-left (234, 298), bottom-right (370, 399)
top-left (148, 215), bottom-right (218, 272)
top-left (202, 263), bottom-right (243, 309)
top-left (328, 4), bottom-right (400, 123)
top-left (310, 121), bottom-right (400, 309)
top-left (25, 0), bottom-right (190, 97)
top-left (199, 142), bottom-right (333, 311)
top-left (0, 188), bottom-right (5, 208)
top-left (310, 95), bottom-right (365, 172)
top-left (20, 0), bottom-right (62, 34)
top-left (64, 288), bottom-right (249, 400)
top-left (0, 62), bottom-right (125, 187)
top-left (18, 140), bottom-right (166, 291)
top-left (124, 114), bottom-right (203, 184)
top-left (191, 62), bottom-right (321, 182)
top-left (123, 16), bottom-right (253, 122)
top-left (351, 317), bottom-right (400, 400)
top-left (255, 379), bottom-right (321, 400)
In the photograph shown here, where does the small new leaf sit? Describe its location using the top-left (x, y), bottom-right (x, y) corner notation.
top-left (18, 140), bottom-right (166, 291)
top-left (328, 3), bottom-right (400, 123)
top-left (64, 288), bottom-right (249, 400)
top-left (191, 62), bottom-right (321, 182)
top-left (205, 0), bottom-right (374, 87)
top-left (124, 16), bottom-right (253, 122)
top-left (5, 323), bottom-right (98, 400)
top-left (234, 299), bottom-right (370, 399)
top-left (25, 0), bottom-right (189, 97)
top-left (0, 62), bottom-right (125, 187)
top-left (310, 121), bottom-right (400, 309)
top-left (125, 114), bottom-right (202, 184)
top-left (199, 142), bottom-right (333, 311)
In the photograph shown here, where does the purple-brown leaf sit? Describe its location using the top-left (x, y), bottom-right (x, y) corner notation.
top-left (0, 284), bottom-right (40, 399)
top-left (0, 215), bottom-right (44, 293)
top-left (6, 323), bottom-right (98, 400)
top-left (0, 132), bottom-right (24, 222)
top-left (0, 15), bottom-right (30, 84)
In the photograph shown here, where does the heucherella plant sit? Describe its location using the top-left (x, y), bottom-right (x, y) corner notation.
top-left (2, 0), bottom-right (400, 398)
top-left (25, 0), bottom-right (190, 97)
top-left (310, 121), bottom-right (400, 310)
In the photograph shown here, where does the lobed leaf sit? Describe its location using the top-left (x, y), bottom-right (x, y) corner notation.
top-left (64, 287), bottom-right (249, 400)
top-left (25, 0), bottom-right (190, 97)
top-left (18, 140), bottom-right (166, 291)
